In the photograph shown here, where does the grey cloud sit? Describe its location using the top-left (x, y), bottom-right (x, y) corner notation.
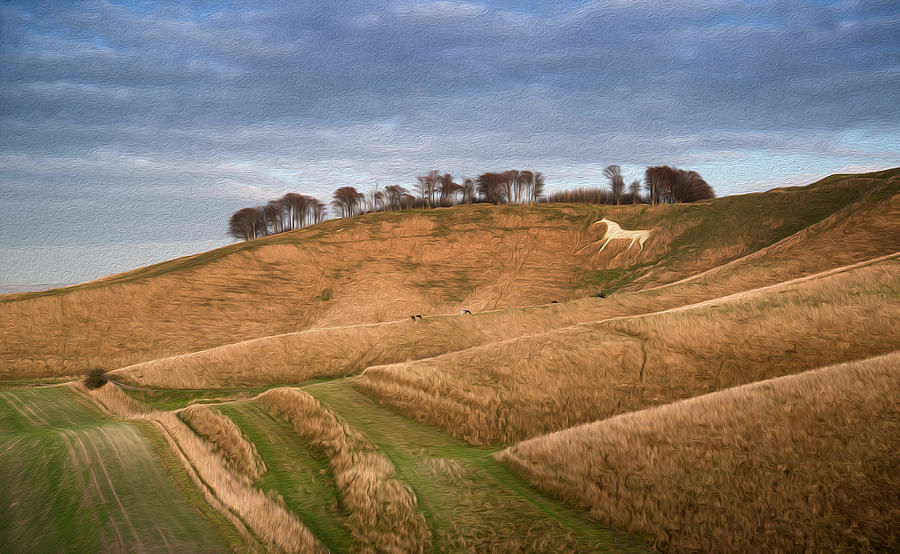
top-left (1, 0), bottom-right (897, 287)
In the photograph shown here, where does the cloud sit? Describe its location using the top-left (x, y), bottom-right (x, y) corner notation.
top-left (1, 0), bottom-right (898, 285)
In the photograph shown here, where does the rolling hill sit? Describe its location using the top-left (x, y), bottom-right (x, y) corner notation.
top-left (497, 352), bottom-right (900, 552)
top-left (2, 168), bottom-right (898, 552)
top-left (2, 168), bottom-right (897, 381)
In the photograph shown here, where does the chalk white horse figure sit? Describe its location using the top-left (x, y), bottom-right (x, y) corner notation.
top-left (592, 218), bottom-right (651, 252)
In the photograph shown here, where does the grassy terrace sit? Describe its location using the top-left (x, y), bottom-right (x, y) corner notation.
top-left (216, 401), bottom-right (355, 553)
top-left (0, 386), bottom-right (238, 552)
top-left (301, 380), bottom-right (645, 552)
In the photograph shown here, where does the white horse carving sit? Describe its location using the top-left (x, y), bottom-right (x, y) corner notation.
top-left (592, 218), bottom-right (651, 252)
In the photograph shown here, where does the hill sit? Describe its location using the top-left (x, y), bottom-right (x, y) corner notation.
top-left (355, 254), bottom-right (899, 444)
top-left (496, 352), bottom-right (900, 552)
top-left (1, 168), bottom-right (897, 553)
top-left (2, 168), bottom-right (898, 381)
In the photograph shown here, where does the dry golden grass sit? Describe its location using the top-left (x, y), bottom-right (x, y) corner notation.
top-left (497, 352), bottom-right (900, 552)
top-left (5, 169), bottom-right (894, 381)
top-left (647, 177), bottom-right (900, 293)
top-left (179, 404), bottom-right (267, 483)
top-left (259, 387), bottom-right (432, 553)
top-left (626, 171), bottom-right (900, 289)
top-left (355, 256), bottom-right (900, 445)
top-left (108, 299), bottom-right (632, 388)
top-left (77, 382), bottom-right (325, 553)
top-left (108, 248), bottom-right (899, 390)
top-left (0, 206), bottom-right (599, 379)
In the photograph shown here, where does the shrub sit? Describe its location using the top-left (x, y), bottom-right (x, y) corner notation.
top-left (83, 368), bottom-right (108, 389)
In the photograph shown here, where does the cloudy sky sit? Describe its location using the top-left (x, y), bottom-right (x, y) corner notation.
top-left (1, 0), bottom-right (898, 291)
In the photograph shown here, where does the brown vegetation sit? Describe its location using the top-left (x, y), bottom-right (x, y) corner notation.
top-left (229, 193), bottom-right (327, 241)
top-left (0, 206), bottom-right (603, 379)
top-left (355, 257), bottom-right (900, 444)
top-left (82, 368), bottom-right (108, 389)
top-left (5, 169), bottom-right (895, 552)
top-left (106, 299), bottom-right (627, 388)
top-left (259, 388), bottom-right (432, 553)
top-left (497, 352), bottom-right (900, 552)
top-left (644, 165), bottom-right (715, 204)
top-left (179, 405), bottom-right (267, 482)
top-left (1, 170), bottom-right (895, 385)
top-left (109, 231), bottom-right (898, 390)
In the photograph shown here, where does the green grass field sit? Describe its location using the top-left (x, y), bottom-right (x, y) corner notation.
top-left (216, 401), bottom-right (355, 552)
top-left (0, 387), bottom-right (239, 552)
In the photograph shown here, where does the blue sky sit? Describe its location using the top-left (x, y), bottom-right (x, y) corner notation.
top-left (1, 0), bottom-right (898, 290)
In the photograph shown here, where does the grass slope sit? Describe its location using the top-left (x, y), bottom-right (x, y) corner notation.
top-left (498, 352), bottom-right (900, 552)
top-left (3, 169), bottom-right (895, 380)
top-left (216, 401), bottom-right (354, 553)
top-left (356, 255), bottom-right (899, 444)
top-left (109, 181), bottom-right (899, 391)
top-left (0, 387), bottom-right (234, 552)
top-left (303, 380), bottom-right (644, 552)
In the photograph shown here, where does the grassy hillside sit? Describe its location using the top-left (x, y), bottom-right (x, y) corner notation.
top-left (1, 169), bottom-right (897, 553)
top-left (356, 255), bottom-right (899, 444)
top-left (2, 168), bottom-right (896, 380)
top-left (0, 386), bottom-right (239, 552)
top-left (497, 353), bottom-right (900, 552)
top-left (53, 378), bottom-right (646, 552)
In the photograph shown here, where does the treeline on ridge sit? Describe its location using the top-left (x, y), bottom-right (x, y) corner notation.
top-left (228, 165), bottom-right (714, 241)
top-left (228, 193), bottom-right (328, 241)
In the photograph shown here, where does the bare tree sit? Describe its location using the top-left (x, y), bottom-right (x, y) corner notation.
top-left (604, 165), bottom-right (625, 205)
top-left (644, 167), bottom-right (664, 205)
top-left (438, 173), bottom-right (462, 206)
top-left (518, 170), bottom-right (545, 203)
top-left (532, 172), bottom-right (545, 203)
top-left (672, 169), bottom-right (715, 203)
top-left (384, 185), bottom-right (408, 211)
top-left (416, 170), bottom-right (441, 208)
top-left (281, 193), bottom-right (315, 229)
top-left (644, 166), bottom-right (714, 204)
top-left (228, 207), bottom-right (260, 241)
top-left (462, 177), bottom-right (476, 204)
top-left (477, 172), bottom-right (508, 204)
top-left (313, 200), bottom-right (327, 224)
top-left (501, 170), bottom-right (519, 204)
top-left (332, 186), bottom-right (364, 218)
top-left (365, 183), bottom-right (382, 213)
top-left (263, 200), bottom-right (286, 234)
top-left (629, 179), bottom-right (641, 204)
top-left (400, 192), bottom-right (416, 210)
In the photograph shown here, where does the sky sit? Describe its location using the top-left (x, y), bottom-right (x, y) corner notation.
top-left (1, 0), bottom-right (898, 291)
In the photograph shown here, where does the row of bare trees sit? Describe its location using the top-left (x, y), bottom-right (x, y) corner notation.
top-left (227, 165), bottom-right (714, 241)
top-left (413, 170), bottom-right (545, 208)
top-left (545, 165), bottom-right (714, 205)
top-left (228, 193), bottom-right (327, 241)
top-left (331, 169), bottom-right (546, 217)
top-left (476, 170), bottom-right (546, 205)
top-left (644, 165), bottom-right (715, 204)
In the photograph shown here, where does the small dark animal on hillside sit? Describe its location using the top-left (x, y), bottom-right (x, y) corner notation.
top-left (551, 300), bottom-right (559, 304)
top-left (415, 314), bottom-right (423, 319)
top-left (460, 309), bottom-right (472, 315)
top-left (410, 315), bottom-right (416, 321)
